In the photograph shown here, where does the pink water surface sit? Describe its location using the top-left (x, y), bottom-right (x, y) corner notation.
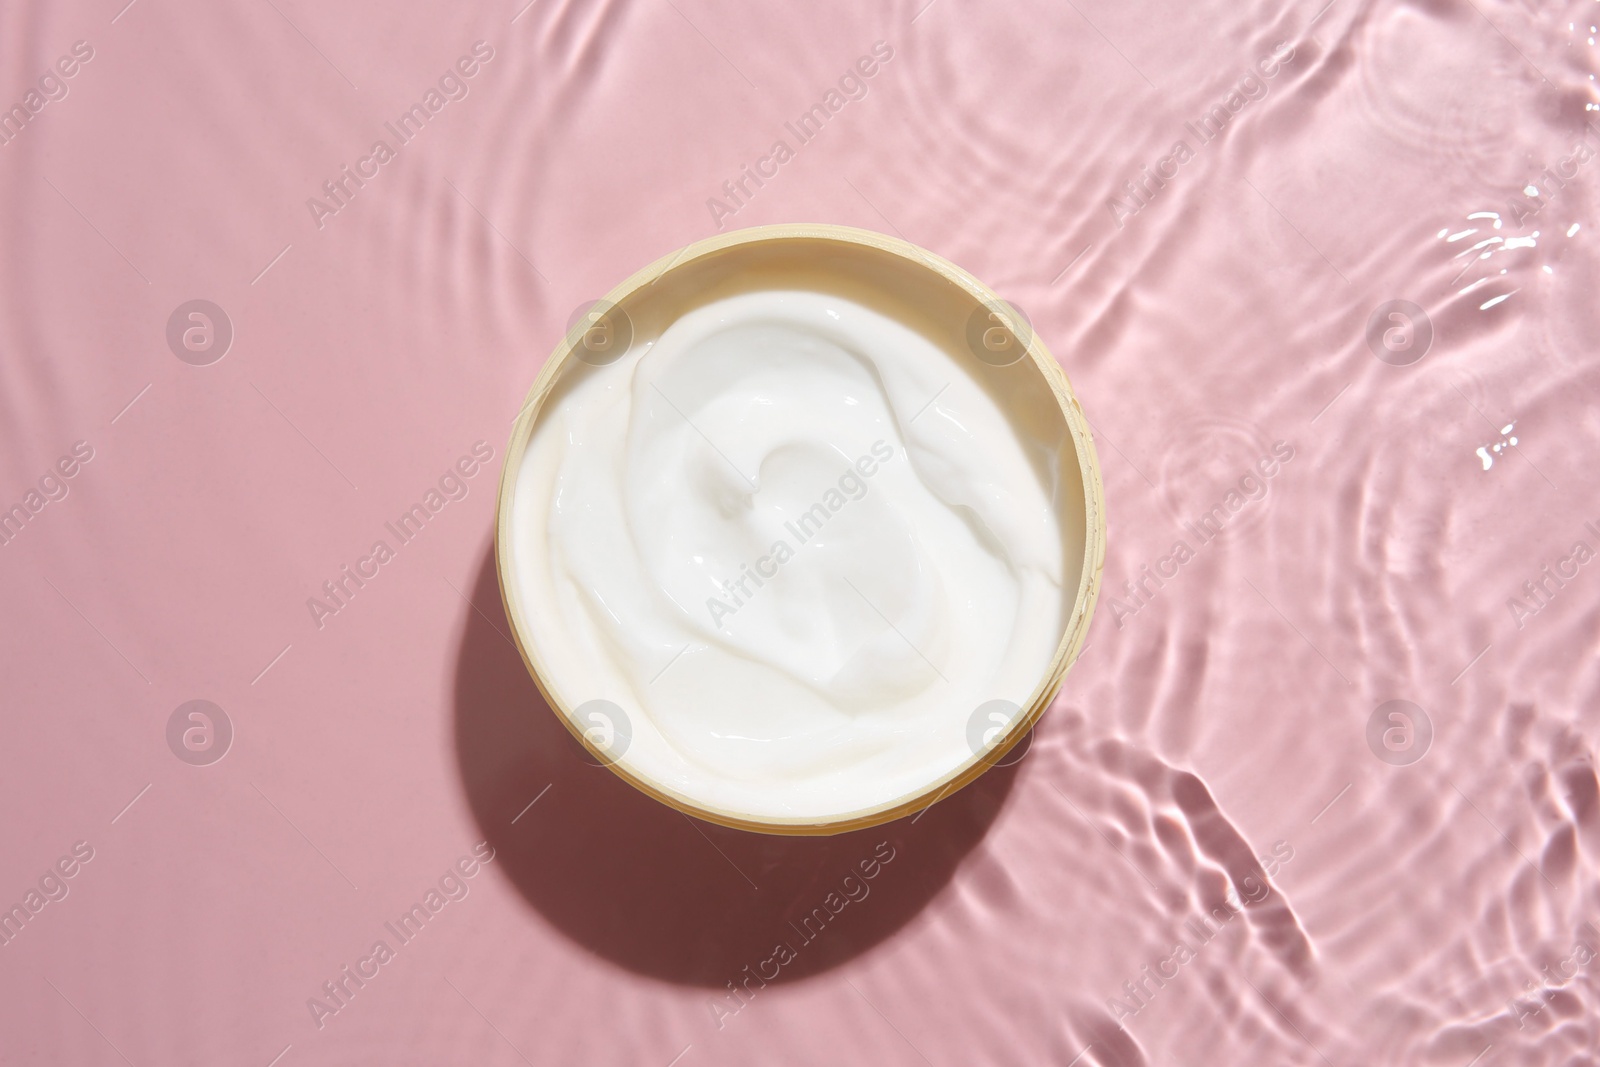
top-left (3, 0), bottom-right (1599, 1064)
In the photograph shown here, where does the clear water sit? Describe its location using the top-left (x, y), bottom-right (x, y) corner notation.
top-left (2, 0), bottom-right (1598, 1064)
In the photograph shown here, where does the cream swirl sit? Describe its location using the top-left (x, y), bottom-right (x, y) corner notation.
top-left (511, 289), bottom-right (1068, 820)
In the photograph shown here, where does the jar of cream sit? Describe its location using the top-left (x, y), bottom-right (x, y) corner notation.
top-left (496, 224), bottom-right (1104, 834)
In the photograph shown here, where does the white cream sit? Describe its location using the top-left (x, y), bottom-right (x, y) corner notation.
top-left (511, 289), bottom-right (1068, 821)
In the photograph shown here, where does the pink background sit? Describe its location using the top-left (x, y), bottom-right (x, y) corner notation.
top-left (2, 0), bottom-right (1598, 1064)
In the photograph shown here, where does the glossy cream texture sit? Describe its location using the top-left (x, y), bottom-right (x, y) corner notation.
top-left (512, 290), bottom-right (1068, 819)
